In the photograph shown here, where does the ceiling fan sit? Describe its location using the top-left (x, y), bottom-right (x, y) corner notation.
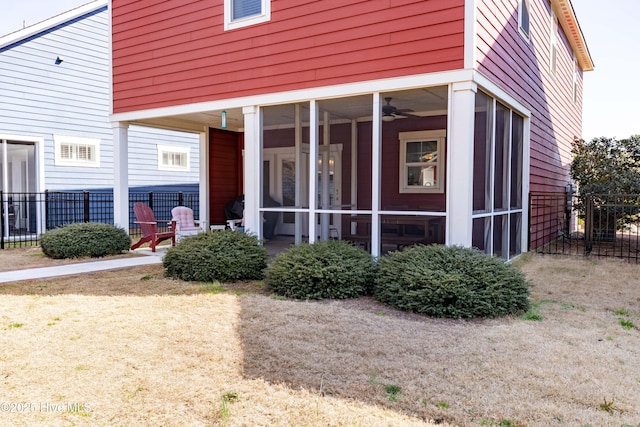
top-left (382, 97), bottom-right (418, 121)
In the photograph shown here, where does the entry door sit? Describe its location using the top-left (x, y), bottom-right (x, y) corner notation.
top-left (317, 151), bottom-right (342, 239)
top-left (264, 146), bottom-right (342, 237)
top-left (3, 142), bottom-right (37, 233)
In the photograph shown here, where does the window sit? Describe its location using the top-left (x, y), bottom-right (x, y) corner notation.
top-left (54, 135), bottom-right (100, 167)
top-left (550, 11), bottom-right (558, 76)
top-left (398, 130), bottom-right (446, 194)
top-left (572, 58), bottom-right (579, 103)
top-left (518, 0), bottom-right (530, 39)
top-left (224, 0), bottom-right (270, 31)
top-left (158, 145), bottom-right (190, 171)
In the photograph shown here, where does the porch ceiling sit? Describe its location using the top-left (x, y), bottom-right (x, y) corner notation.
top-left (129, 86), bottom-right (449, 133)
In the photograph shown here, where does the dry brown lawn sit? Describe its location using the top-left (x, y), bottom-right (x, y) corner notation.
top-left (0, 248), bottom-right (639, 426)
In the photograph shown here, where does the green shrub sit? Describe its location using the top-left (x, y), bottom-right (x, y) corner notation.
top-left (374, 245), bottom-right (530, 318)
top-left (163, 230), bottom-right (267, 282)
top-left (40, 222), bottom-right (131, 259)
top-left (265, 239), bottom-right (376, 299)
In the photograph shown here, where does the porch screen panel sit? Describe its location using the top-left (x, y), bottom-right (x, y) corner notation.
top-left (493, 214), bottom-right (507, 258)
top-left (494, 103), bottom-right (510, 211)
top-left (262, 103), bottom-right (310, 239)
top-left (510, 114), bottom-right (524, 209)
top-left (473, 91), bottom-right (493, 213)
top-left (510, 212), bottom-right (522, 257)
top-left (472, 217), bottom-right (491, 253)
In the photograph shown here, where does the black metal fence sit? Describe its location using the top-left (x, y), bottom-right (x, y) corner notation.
top-left (530, 192), bottom-right (640, 262)
top-left (1, 190), bottom-right (199, 249)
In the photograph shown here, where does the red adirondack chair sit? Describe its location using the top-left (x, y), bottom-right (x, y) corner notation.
top-left (130, 202), bottom-right (176, 252)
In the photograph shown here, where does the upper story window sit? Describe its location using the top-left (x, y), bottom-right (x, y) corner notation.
top-left (518, 0), bottom-right (530, 40)
top-left (54, 135), bottom-right (100, 167)
top-left (224, 0), bottom-right (271, 31)
top-left (550, 11), bottom-right (558, 76)
top-left (158, 145), bottom-right (190, 172)
top-left (398, 130), bottom-right (446, 194)
top-left (572, 58), bottom-right (579, 103)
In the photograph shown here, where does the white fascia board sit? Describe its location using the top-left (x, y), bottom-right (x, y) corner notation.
top-left (110, 69), bottom-right (475, 123)
top-left (0, 0), bottom-right (108, 49)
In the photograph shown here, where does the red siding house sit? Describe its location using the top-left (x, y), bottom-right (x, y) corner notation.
top-left (109, 0), bottom-right (593, 259)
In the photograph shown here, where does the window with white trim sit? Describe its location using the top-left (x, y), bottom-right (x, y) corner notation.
top-left (398, 130), bottom-right (446, 194)
top-left (224, 0), bottom-right (271, 31)
top-left (157, 145), bottom-right (190, 171)
top-left (518, 0), bottom-right (530, 40)
top-left (54, 135), bottom-right (100, 167)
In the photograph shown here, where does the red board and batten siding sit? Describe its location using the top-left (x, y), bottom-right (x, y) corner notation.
top-left (111, 0), bottom-right (465, 113)
top-left (475, 0), bottom-right (582, 192)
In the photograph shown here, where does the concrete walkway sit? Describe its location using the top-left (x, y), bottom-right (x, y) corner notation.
top-left (0, 247), bottom-right (168, 284)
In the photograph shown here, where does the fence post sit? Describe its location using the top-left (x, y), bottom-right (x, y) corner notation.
top-left (178, 192), bottom-right (184, 206)
top-left (527, 192), bottom-right (532, 252)
top-left (45, 189), bottom-right (50, 231)
top-left (83, 191), bottom-right (90, 223)
top-left (148, 192), bottom-right (153, 210)
top-left (585, 194), bottom-right (593, 254)
top-left (1, 191), bottom-right (4, 250)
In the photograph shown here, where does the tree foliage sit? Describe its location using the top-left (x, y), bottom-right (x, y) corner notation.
top-left (570, 136), bottom-right (640, 195)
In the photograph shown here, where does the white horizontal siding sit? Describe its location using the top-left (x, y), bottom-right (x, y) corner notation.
top-left (0, 6), bottom-right (199, 191)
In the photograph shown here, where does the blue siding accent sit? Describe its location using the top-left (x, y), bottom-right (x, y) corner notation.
top-left (0, 5), bottom-right (200, 191)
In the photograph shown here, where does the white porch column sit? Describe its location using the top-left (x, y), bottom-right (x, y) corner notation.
top-left (371, 93), bottom-right (382, 258)
top-left (199, 129), bottom-right (209, 229)
top-left (112, 122), bottom-right (129, 231)
top-left (308, 100), bottom-right (318, 243)
top-left (447, 81), bottom-right (477, 247)
top-left (242, 106), bottom-right (261, 238)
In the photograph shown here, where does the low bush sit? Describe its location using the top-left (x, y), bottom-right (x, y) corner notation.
top-left (374, 245), bottom-right (530, 318)
top-left (163, 230), bottom-right (267, 282)
top-left (265, 239), bottom-right (376, 299)
top-left (40, 222), bottom-right (131, 259)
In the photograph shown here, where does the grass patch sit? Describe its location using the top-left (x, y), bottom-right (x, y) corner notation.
top-left (599, 396), bottom-right (617, 414)
top-left (521, 301), bottom-right (543, 321)
top-left (220, 391), bottom-right (239, 420)
top-left (619, 319), bottom-right (636, 330)
top-left (384, 384), bottom-right (401, 402)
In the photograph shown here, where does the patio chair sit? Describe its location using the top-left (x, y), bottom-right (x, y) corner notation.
top-left (171, 205), bottom-right (207, 241)
top-left (130, 202), bottom-right (176, 252)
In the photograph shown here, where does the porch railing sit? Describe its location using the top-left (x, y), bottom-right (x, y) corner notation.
top-left (1, 190), bottom-right (199, 249)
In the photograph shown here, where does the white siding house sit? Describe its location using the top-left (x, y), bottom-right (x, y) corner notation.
top-left (0, 0), bottom-right (200, 195)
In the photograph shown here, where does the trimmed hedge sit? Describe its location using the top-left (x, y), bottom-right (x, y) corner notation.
top-left (265, 239), bottom-right (376, 299)
top-left (375, 245), bottom-right (530, 318)
top-left (40, 222), bottom-right (131, 259)
top-left (163, 230), bottom-right (268, 282)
